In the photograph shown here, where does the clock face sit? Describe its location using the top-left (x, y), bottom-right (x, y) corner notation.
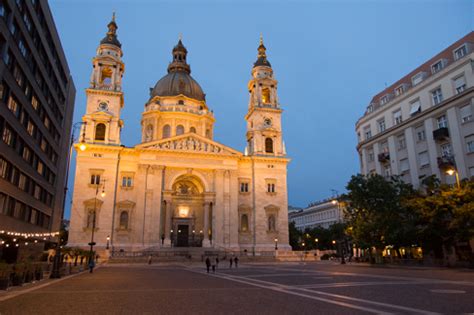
top-left (98, 102), bottom-right (109, 111)
top-left (264, 118), bottom-right (272, 127)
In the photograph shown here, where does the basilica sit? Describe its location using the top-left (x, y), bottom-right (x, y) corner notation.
top-left (68, 16), bottom-right (290, 254)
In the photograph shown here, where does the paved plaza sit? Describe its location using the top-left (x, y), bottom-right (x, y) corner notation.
top-left (0, 262), bottom-right (473, 314)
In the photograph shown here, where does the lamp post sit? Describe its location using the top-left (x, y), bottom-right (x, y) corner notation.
top-left (106, 235), bottom-right (110, 250)
top-left (446, 168), bottom-right (460, 189)
top-left (314, 238), bottom-right (319, 251)
top-left (51, 122), bottom-right (86, 279)
top-left (274, 238), bottom-right (278, 250)
top-left (88, 179), bottom-right (106, 273)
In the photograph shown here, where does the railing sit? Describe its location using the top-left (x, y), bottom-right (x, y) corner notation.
top-left (433, 127), bottom-right (449, 141)
top-left (437, 155), bottom-right (455, 169)
top-left (145, 104), bottom-right (213, 116)
top-left (378, 152), bottom-right (390, 163)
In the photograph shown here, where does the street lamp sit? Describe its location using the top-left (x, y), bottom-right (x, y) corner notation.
top-left (88, 179), bottom-right (106, 273)
top-left (446, 168), bottom-right (460, 189)
top-left (274, 238), bottom-right (278, 250)
top-left (51, 122), bottom-right (86, 279)
top-left (314, 238), bottom-right (319, 250)
top-left (106, 235), bottom-right (110, 250)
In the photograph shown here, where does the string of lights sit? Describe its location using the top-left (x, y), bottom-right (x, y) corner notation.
top-left (0, 230), bottom-right (60, 247)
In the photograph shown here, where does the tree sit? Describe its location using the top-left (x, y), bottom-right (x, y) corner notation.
top-left (288, 221), bottom-right (301, 250)
top-left (407, 178), bottom-right (474, 264)
top-left (342, 174), bottom-right (418, 261)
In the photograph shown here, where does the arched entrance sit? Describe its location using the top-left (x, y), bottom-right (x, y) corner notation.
top-left (170, 175), bottom-right (205, 247)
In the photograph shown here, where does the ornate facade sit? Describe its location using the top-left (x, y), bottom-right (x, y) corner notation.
top-left (68, 17), bottom-right (290, 253)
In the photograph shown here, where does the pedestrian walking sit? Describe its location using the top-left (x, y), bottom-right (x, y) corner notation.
top-left (148, 255), bottom-right (152, 265)
top-left (88, 259), bottom-right (95, 273)
top-left (215, 257), bottom-right (219, 270)
top-left (205, 257), bottom-right (211, 273)
top-left (229, 257), bottom-right (233, 269)
top-left (212, 262), bottom-right (216, 273)
top-left (234, 256), bottom-right (239, 268)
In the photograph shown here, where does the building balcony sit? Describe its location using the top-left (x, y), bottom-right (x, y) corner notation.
top-left (378, 152), bottom-right (390, 163)
top-left (433, 127), bottom-right (449, 142)
top-left (437, 155), bottom-right (456, 170)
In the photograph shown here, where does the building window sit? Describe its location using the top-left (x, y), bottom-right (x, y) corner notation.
top-left (95, 123), bottom-right (106, 141)
top-left (454, 76), bottom-right (466, 94)
top-left (409, 99), bottom-right (421, 116)
top-left (431, 60), bottom-right (444, 74)
top-left (241, 214), bottom-right (249, 232)
top-left (454, 45), bottom-right (467, 60)
top-left (441, 143), bottom-right (452, 157)
top-left (466, 136), bottom-right (474, 153)
top-left (460, 105), bottom-right (472, 123)
top-left (364, 126), bottom-right (372, 140)
top-left (190, 127), bottom-right (196, 133)
top-left (416, 129), bottom-right (426, 142)
top-left (90, 174), bottom-right (101, 185)
top-left (377, 118), bottom-right (386, 133)
top-left (380, 95), bottom-right (389, 105)
top-left (7, 96), bottom-right (19, 117)
top-left (397, 135), bottom-right (406, 150)
top-left (240, 182), bottom-right (249, 193)
top-left (394, 85), bottom-right (405, 96)
top-left (412, 72), bottom-right (424, 86)
top-left (262, 88), bottom-right (271, 104)
top-left (368, 150), bottom-right (374, 162)
top-left (469, 167), bottom-right (474, 178)
top-left (163, 124), bottom-right (171, 138)
top-left (437, 115), bottom-right (448, 129)
top-left (119, 211), bottom-right (129, 229)
top-left (176, 125), bottom-right (184, 136)
top-left (419, 151), bottom-right (429, 167)
top-left (2, 126), bottom-right (14, 146)
top-left (144, 124), bottom-right (153, 142)
top-left (399, 158), bottom-right (409, 173)
top-left (393, 110), bottom-right (402, 125)
top-left (267, 183), bottom-right (276, 193)
top-left (268, 215), bottom-right (276, 231)
top-left (384, 165), bottom-right (391, 178)
top-left (431, 88), bottom-right (443, 105)
top-left (122, 176), bottom-right (133, 187)
top-left (265, 138), bottom-right (273, 153)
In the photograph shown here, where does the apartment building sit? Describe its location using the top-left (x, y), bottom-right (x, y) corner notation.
top-left (289, 198), bottom-right (343, 231)
top-left (356, 32), bottom-right (474, 187)
top-left (0, 0), bottom-right (75, 240)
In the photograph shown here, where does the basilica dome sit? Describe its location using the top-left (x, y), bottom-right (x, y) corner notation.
top-left (150, 40), bottom-right (206, 102)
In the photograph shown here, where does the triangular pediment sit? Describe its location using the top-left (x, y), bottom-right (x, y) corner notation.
top-left (136, 133), bottom-right (242, 156)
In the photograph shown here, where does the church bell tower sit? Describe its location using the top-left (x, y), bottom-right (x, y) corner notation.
top-left (245, 36), bottom-right (285, 156)
top-left (81, 13), bottom-right (125, 146)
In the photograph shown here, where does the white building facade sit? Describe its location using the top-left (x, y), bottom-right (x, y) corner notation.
top-left (68, 18), bottom-right (291, 253)
top-left (289, 199), bottom-right (343, 231)
top-left (356, 32), bottom-right (474, 186)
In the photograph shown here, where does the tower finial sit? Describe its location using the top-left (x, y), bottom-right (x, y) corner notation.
top-left (260, 33), bottom-right (263, 46)
top-left (112, 11), bottom-right (116, 22)
top-left (179, 33), bottom-right (183, 41)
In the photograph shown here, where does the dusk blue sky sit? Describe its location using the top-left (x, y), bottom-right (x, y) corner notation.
top-left (49, 1), bottom-right (473, 219)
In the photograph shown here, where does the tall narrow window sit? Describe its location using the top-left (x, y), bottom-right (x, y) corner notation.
top-left (262, 88), bottom-right (270, 104)
top-left (95, 123), bottom-right (106, 141)
top-left (163, 125), bottom-right (171, 138)
top-left (119, 211), bottom-right (129, 229)
top-left (86, 210), bottom-right (96, 228)
top-left (190, 127), bottom-right (196, 133)
top-left (90, 174), bottom-right (101, 185)
top-left (268, 215), bottom-right (276, 231)
top-left (265, 137), bottom-right (273, 153)
top-left (176, 125), bottom-right (184, 136)
top-left (241, 214), bottom-right (248, 232)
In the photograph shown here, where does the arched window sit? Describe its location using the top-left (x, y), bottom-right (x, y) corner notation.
top-left (265, 137), bottom-right (273, 153)
top-left (262, 88), bottom-right (271, 103)
top-left (190, 127), bottom-right (196, 133)
top-left (101, 67), bottom-right (112, 85)
top-left (241, 214), bottom-right (249, 232)
top-left (86, 210), bottom-right (96, 228)
top-left (95, 123), bottom-right (106, 141)
top-left (163, 125), bottom-right (171, 138)
top-left (145, 124), bottom-right (153, 142)
top-left (205, 129), bottom-right (211, 139)
top-left (119, 211), bottom-right (129, 229)
top-left (176, 125), bottom-right (184, 136)
top-left (268, 215), bottom-right (276, 231)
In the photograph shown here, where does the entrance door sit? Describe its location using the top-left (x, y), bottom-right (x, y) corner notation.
top-left (177, 224), bottom-right (189, 247)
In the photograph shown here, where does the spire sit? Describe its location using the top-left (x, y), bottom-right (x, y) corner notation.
top-left (168, 37), bottom-right (190, 74)
top-left (253, 34), bottom-right (271, 68)
top-left (100, 12), bottom-right (122, 48)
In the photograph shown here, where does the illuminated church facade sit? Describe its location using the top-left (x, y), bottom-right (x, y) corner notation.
top-left (68, 16), bottom-right (290, 253)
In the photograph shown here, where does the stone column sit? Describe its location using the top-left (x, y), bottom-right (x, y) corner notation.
top-left (163, 200), bottom-right (172, 247)
top-left (202, 202), bottom-right (211, 247)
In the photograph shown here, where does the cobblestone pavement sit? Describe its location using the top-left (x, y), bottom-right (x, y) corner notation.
top-left (0, 262), bottom-right (473, 314)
